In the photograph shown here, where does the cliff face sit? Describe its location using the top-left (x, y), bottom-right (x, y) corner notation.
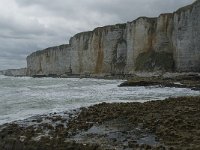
top-left (1, 68), bottom-right (27, 76)
top-left (27, 0), bottom-right (200, 76)
top-left (69, 24), bottom-right (127, 75)
top-left (173, 1), bottom-right (200, 72)
top-left (126, 15), bottom-right (174, 73)
top-left (27, 45), bottom-right (71, 76)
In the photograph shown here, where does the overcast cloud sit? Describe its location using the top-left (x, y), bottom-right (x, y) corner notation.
top-left (0, 0), bottom-right (195, 70)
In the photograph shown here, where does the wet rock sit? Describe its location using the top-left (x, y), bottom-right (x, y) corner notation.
top-left (128, 140), bottom-right (138, 148)
top-left (36, 118), bottom-right (43, 123)
top-left (119, 75), bottom-right (200, 91)
top-left (0, 96), bottom-right (200, 149)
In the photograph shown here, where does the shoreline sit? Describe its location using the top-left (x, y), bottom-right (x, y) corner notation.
top-left (0, 74), bottom-right (200, 149)
top-left (0, 96), bottom-right (200, 149)
top-left (1, 72), bottom-right (200, 91)
top-left (32, 73), bottom-right (200, 91)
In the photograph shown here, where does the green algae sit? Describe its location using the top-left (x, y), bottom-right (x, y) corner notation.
top-left (135, 51), bottom-right (174, 72)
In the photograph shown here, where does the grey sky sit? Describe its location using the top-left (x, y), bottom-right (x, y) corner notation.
top-left (0, 0), bottom-right (195, 70)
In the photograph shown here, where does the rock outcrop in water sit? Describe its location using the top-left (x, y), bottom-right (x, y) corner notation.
top-left (26, 0), bottom-right (200, 76)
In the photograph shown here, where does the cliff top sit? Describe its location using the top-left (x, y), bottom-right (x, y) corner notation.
top-left (27, 0), bottom-right (198, 59)
top-left (71, 23), bottom-right (126, 40)
top-left (71, 0), bottom-right (199, 40)
top-left (175, 0), bottom-right (199, 14)
top-left (27, 44), bottom-right (71, 59)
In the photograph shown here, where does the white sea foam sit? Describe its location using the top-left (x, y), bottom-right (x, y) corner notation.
top-left (0, 75), bottom-right (199, 125)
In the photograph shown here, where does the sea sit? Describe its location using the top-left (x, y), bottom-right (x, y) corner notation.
top-left (0, 75), bottom-right (199, 125)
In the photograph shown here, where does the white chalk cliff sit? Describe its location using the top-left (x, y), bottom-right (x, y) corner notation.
top-left (0, 68), bottom-right (27, 76)
top-left (27, 0), bottom-right (200, 76)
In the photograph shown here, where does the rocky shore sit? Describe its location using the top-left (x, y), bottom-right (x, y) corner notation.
top-left (0, 96), bottom-right (200, 150)
top-left (119, 73), bottom-right (200, 91)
